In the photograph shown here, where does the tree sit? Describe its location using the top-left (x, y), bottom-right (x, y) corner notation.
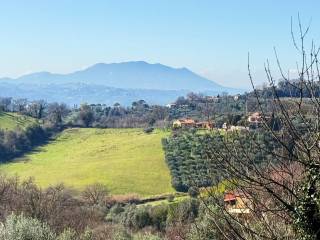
top-left (13, 98), bottom-right (27, 113)
top-left (0, 97), bottom-right (12, 112)
top-left (28, 100), bottom-right (47, 119)
top-left (81, 183), bottom-right (109, 205)
top-left (47, 103), bottom-right (68, 126)
top-left (196, 18), bottom-right (320, 239)
top-left (79, 104), bottom-right (94, 127)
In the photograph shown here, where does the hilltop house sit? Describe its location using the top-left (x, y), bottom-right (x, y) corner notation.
top-left (173, 118), bottom-right (196, 128)
top-left (205, 95), bottom-right (220, 102)
top-left (233, 94), bottom-right (241, 101)
top-left (222, 122), bottom-right (228, 130)
top-left (173, 118), bottom-right (213, 129)
top-left (247, 112), bottom-right (263, 124)
top-left (166, 103), bottom-right (176, 108)
top-left (224, 191), bottom-right (251, 215)
top-left (196, 121), bottom-right (214, 129)
top-left (229, 125), bottom-right (249, 131)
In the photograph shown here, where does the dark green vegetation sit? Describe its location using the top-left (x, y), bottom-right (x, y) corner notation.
top-left (162, 130), bottom-right (222, 192)
top-left (162, 129), bottom-right (278, 192)
top-left (0, 123), bottom-right (53, 163)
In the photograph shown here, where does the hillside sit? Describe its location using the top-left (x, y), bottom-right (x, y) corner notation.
top-left (0, 128), bottom-right (174, 196)
top-left (0, 82), bottom-right (191, 106)
top-left (0, 112), bottom-right (37, 131)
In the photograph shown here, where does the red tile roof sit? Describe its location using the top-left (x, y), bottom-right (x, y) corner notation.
top-left (224, 193), bottom-right (237, 202)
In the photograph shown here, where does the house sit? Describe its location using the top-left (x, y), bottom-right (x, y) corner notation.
top-left (229, 125), bottom-right (249, 131)
top-left (196, 121), bottom-right (214, 129)
top-left (224, 191), bottom-right (251, 214)
top-left (222, 122), bottom-right (228, 130)
top-left (166, 103), bottom-right (176, 108)
top-left (233, 94), bottom-right (241, 101)
top-left (172, 118), bottom-right (196, 128)
top-left (172, 119), bottom-right (214, 129)
top-left (247, 112), bottom-right (263, 124)
top-left (205, 96), bottom-right (220, 102)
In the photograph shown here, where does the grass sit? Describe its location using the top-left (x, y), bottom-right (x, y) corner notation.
top-left (139, 195), bottom-right (189, 207)
top-left (0, 112), bottom-right (37, 131)
top-left (0, 128), bottom-right (174, 196)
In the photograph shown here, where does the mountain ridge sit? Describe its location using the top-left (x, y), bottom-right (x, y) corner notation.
top-left (0, 61), bottom-right (243, 105)
top-left (1, 61), bottom-right (225, 90)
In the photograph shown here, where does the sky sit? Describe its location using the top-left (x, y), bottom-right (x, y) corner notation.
top-left (0, 1), bottom-right (319, 89)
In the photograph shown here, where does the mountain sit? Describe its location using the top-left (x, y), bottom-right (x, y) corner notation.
top-left (0, 61), bottom-right (242, 105)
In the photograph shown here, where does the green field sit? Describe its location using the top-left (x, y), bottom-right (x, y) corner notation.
top-left (0, 128), bottom-right (174, 196)
top-left (0, 112), bottom-right (37, 130)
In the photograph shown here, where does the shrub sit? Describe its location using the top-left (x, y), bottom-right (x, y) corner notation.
top-left (188, 187), bottom-right (199, 198)
top-left (0, 124), bottom-right (53, 163)
top-left (167, 199), bottom-right (199, 225)
top-left (143, 127), bottom-right (154, 134)
top-left (0, 214), bottom-right (56, 240)
top-left (167, 194), bottom-right (175, 202)
top-left (133, 207), bottom-right (152, 229)
top-left (133, 232), bottom-right (162, 240)
top-left (56, 229), bottom-right (77, 240)
top-left (106, 194), bottom-right (140, 206)
top-left (90, 224), bottom-right (131, 240)
top-left (105, 204), bottom-right (125, 222)
top-left (149, 205), bottom-right (168, 231)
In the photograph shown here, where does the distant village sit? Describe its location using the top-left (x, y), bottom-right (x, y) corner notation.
top-left (172, 111), bottom-right (263, 131)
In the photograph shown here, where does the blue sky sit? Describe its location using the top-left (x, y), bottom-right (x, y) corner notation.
top-left (0, 1), bottom-right (319, 88)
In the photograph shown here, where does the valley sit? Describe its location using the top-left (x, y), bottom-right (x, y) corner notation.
top-left (0, 128), bottom-right (174, 196)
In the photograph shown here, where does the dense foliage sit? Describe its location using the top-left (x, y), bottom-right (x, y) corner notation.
top-left (162, 130), bottom-right (223, 192)
top-left (246, 79), bottom-right (320, 99)
top-left (0, 124), bottom-right (53, 162)
top-left (162, 129), bottom-right (278, 192)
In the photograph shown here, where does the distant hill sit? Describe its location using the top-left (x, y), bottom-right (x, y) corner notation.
top-left (0, 61), bottom-right (242, 105)
top-left (0, 82), bottom-right (193, 106)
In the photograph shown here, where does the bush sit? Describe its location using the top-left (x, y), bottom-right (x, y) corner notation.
top-left (167, 199), bottom-right (199, 225)
top-left (0, 124), bottom-right (53, 163)
top-left (90, 225), bottom-right (131, 240)
top-left (105, 204), bottom-right (125, 222)
top-left (167, 194), bottom-right (175, 202)
top-left (106, 194), bottom-right (140, 206)
top-left (0, 214), bottom-right (56, 240)
top-left (133, 232), bottom-right (162, 240)
top-left (56, 229), bottom-right (77, 240)
top-left (149, 205), bottom-right (168, 231)
top-left (133, 207), bottom-right (152, 229)
top-left (143, 127), bottom-right (154, 134)
top-left (188, 187), bottom-right (199, 198)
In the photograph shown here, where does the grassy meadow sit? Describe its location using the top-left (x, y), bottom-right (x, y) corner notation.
top-left (0, 128), bottom-right (174, 196)
top-left (0, 112), bottom-right (37, 130)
